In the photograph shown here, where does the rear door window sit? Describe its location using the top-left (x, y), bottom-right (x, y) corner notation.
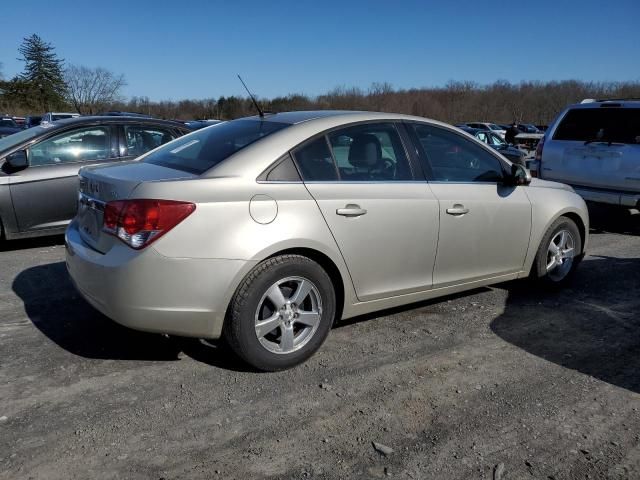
top-left (327, 123), bottom-right (413, 181)
top-left (123, 125), bottom-right (177, 157)
top-left (293, 137), bottom-right (338, 181)
top-left (554, 108), bottom-right (640, 144)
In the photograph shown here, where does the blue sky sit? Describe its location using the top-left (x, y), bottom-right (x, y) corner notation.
top-left (1, 0), bottom-right (638, 101)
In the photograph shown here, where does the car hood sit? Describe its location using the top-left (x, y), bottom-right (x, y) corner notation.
top-left (528, 178), bottom-right (574, 192)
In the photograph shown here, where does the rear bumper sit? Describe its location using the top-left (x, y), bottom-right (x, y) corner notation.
top-left (572, 186), bottom-right (640, 208)
top-left (65, 220), bottom-right (252, 339)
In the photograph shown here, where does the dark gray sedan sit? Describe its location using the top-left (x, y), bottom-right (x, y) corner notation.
top-left (0, 116), bottom-right (189, 240)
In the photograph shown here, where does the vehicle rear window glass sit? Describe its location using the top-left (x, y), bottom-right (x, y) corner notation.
top-left (142, 119), bottom-right (288, 175)
top-left (124, 125), bottom-right (176, 157)
top-left (554, 108), bottom-right (640, 144)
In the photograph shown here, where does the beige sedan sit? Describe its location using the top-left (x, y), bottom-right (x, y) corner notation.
top-left (65, 111), bottom-right (589, 371)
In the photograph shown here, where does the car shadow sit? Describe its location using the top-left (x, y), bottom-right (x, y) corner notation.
top-left (334, 287), bottom-right (492, 328)
top-left (0, 234), bottom-right (65, 252)
top-left (588, 205), bottom-right (640, 235)
top-left (12, 261), bottom-right (251, 371)
top-left (491, 255), bottom-right (640, 394)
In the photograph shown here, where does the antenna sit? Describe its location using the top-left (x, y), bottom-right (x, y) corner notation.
top-left (237, 74), bottom-right (264, 118)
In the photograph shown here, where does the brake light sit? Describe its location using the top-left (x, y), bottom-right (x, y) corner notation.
top-left (103, 199), bottom-right (195, 249)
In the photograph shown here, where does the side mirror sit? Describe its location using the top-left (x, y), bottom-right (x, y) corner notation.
top-left (507, 163), bottom-right (531, 186)
top-left (5, 150), bottom-right (28, 170)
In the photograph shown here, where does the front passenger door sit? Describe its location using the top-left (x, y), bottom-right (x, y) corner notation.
top-left (9, 126), bottom-right (116, 232)
top-left (409, 123), bottom-right (532, 287)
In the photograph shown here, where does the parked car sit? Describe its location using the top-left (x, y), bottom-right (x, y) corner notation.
top-left (462, 122), bottom-right (507, 139)
top-left (537, 99), bottom-right (640, 210)
top-left (517, 123), bottom-right (543, 134)
top-left (0, 116), bottom-right (189, 240)
top-left (12, 116), bottom-right (25, 128)
top-left (41, 112), bottom-right (80, 125)
top-left (0, 118), bottom-right (22, 138)
top-left (24, 115), bottom-right (42, 128)
top-left (185, 119), bottom-right (223, 130)
top-left (458, 126), bottom-right (526, 165)
top-left (66, 111), bottom-right (589, 371)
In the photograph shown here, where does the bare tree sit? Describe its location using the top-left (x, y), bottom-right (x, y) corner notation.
top-left (64, 65), bottom-right (126, 114)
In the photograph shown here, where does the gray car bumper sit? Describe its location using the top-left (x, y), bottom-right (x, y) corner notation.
top-left (65, 220), bottom-right (251, 339)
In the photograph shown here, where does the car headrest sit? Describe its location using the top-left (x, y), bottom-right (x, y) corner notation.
top-left (348, 133), bottom-right (382, 168)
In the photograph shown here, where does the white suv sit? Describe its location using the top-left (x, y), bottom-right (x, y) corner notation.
top-left (537, 99), bottom-right (640, 210)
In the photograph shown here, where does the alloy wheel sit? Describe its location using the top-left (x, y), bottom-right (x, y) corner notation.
top-left (546, 229), bottom-right (575, 282)
top-left (254, 276), bottom-right (323, 354)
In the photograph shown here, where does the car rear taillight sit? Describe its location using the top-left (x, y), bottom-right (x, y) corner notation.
top-left (103, 199), bottom-right (195, 249)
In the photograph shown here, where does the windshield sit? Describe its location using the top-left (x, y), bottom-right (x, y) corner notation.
top-left (0, 125), bottom-right (52, 154)
top-left (489, 124), bottom-right (502, 130)
top-left (143, 119), bottom-right (289, 175)
top-left (554, 108), bottom-right (640, 143)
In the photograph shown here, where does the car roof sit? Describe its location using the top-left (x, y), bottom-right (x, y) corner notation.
top-left (242, 110), bottom-right (445, 126)
top-left (49, 115), bottom-right (188, 128)
top-left (571, 99), bottom-right (640, 109)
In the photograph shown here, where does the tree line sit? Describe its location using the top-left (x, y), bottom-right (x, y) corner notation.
top-left (2, 34), bottom-right (639, 124)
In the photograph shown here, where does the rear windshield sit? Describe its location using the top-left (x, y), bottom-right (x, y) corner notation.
top-left (554, 107), bottom-right (640, 144)
top-left (142, 119), bottom-right (289, 175)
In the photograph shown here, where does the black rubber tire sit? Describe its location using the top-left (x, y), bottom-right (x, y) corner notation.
top-left (223, 254), bottom-right (336, 371)
top-left (531, 216), bottom-right (582, 287)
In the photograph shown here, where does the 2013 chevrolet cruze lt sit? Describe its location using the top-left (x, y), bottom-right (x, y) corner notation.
top-left (66, 111), bottom-right (589, 371)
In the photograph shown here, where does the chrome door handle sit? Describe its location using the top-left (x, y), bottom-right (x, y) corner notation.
top-left (336, 204), bottom-right (367, 217)
top-left (446, 204), bottom-right (469, 216)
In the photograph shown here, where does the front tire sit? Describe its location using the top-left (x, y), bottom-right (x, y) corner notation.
top-left (224, 254), bottom-right (336, 371)
top-left (531, 216), bottom-right (582, 286)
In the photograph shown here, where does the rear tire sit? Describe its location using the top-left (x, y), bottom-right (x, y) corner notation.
top-left (531, 216), bottom-right (582, 286)
top-left (223, 254), bottom-right (336, 371)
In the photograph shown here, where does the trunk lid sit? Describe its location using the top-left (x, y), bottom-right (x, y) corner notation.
top-left (77, 162), bottom-right (196, 253)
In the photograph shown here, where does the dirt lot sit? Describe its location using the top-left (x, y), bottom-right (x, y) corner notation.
top-left (1, 211), bottom-right (639, 480)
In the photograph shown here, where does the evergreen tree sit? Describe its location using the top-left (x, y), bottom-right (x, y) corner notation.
top-left (17, 34), bottom-right (67, 111)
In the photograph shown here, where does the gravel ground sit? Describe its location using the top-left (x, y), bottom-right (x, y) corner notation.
top-left (1, 210), bottom-right (639, 479)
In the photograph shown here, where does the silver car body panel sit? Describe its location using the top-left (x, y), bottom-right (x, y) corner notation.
top-left (66, 111), bottom-right (590, 339)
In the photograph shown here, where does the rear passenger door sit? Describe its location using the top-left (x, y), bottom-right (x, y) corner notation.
top-left (293, 122), bottom-right (440, 302)
top-left (408, 123), bottom-right (532, 286)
